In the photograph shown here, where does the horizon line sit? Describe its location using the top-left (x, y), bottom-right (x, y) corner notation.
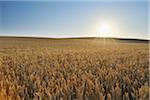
top-left (0, 35), bottom-right (149, 41)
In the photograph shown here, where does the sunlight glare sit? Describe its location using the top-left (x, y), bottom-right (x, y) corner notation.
top-left (98, 22), bottom-right (113, 37)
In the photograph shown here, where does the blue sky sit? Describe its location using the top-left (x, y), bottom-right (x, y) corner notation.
top-left (0, 1), bottom-right (149, 39)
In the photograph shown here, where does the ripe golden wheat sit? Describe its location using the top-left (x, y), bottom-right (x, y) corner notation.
top-left (0, 38), bottom-right (149, 100)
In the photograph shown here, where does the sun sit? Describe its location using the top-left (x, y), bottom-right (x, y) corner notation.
top-left (98, 22), bottom-right (113, 37)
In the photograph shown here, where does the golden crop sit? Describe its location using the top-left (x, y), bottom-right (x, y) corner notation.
top-left (0, 37), bottom-right (149, 100)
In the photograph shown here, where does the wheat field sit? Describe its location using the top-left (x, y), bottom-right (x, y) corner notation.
top-left (0, 37), bottom-right (149, 100)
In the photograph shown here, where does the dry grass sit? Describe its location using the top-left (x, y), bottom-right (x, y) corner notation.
top-left (0, 37), bottom-right (149, 100)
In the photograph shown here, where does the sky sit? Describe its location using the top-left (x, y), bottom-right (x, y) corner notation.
top-left (0, 0), bottom-right (149, 39)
